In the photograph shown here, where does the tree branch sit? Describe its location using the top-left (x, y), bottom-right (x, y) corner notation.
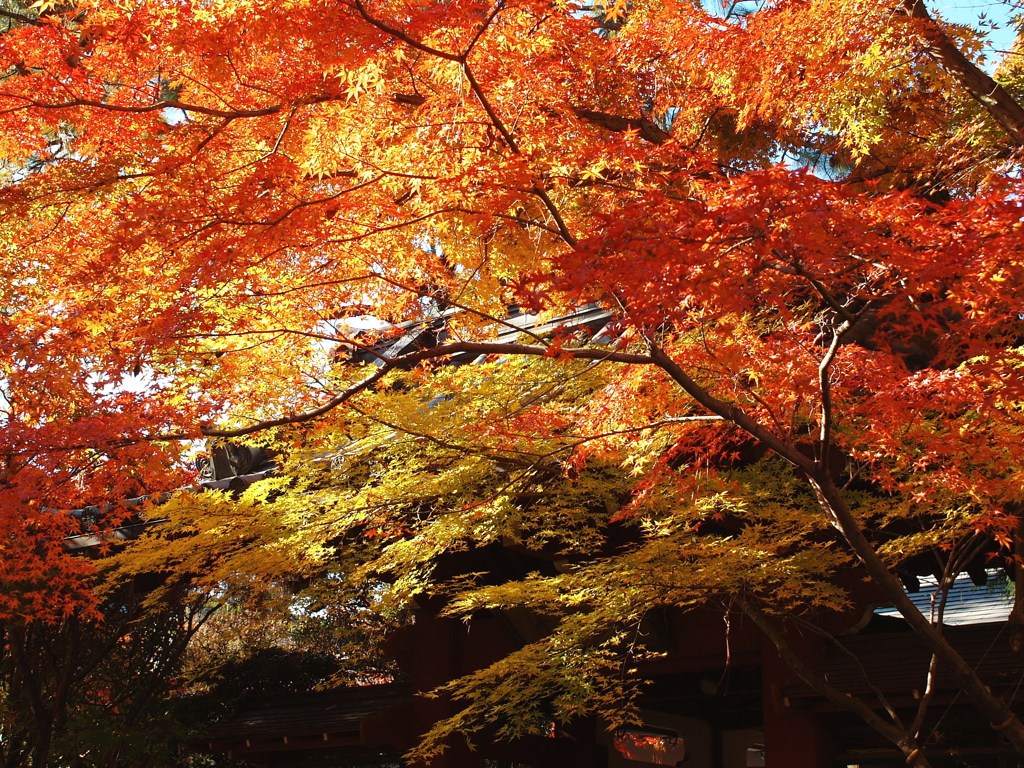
top-left (6, 96), bottom-right (286, 119)
top-left (806, 473), bottom-right (1024, 753)
top-left (0, 8), bottom-right (43, 26)
top-left (737, 596), bottom-right (932, 767)
top-left (4, 93), bottom-right (347, 121)
top-left (899, 0), bottom-right (1024, 146)
top-left (346, 0), bottom-right (461, 61)
top-left (572, 108), bottom-right (671, 145)
top-left (179, 342), bottom-right (653, 439)
top-left (642, 335), bottom-right (817, 474)
top-left (461, 0), bottom-right (506, 59)
top-left (788, 612), bottom-right (907, 728)
top-left (816, 315), bottom-right (850, 470)
top-left (639, 330), bottom-right (1024, 753)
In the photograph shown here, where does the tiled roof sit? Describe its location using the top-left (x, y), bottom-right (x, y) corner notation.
top-left (350, 304), bottom-right (615, 366)
top-left (62, 468), bottom-right (274, 551)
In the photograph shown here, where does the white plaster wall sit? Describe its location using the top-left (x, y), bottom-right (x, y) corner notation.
top-left (721, 728), bottom-right (764, 768)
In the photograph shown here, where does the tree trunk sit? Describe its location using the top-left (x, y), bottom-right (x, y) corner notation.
top-left (1008, 512), bottom-right (1024, 656)
top-left (901, 0), bottom-right (1024, 146)
top-left (808, 473), bottom-right (1024, 753)
top-left (645, 342), bottom-right (1024, 753)
top-left (738, 597), bottom-right (933, 767)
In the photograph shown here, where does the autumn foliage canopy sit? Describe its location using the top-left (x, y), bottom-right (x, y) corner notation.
top-left (3, 0), bottom-right (1024, 760)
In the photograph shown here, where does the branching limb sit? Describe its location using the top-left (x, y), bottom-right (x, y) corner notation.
top-left (347, 403), bottom-right (540, 467)
top-left (346, 0), bottom-right (461, 61)
top-left (641, 331), bottom-right (1024, 753)
top-left (0, 8), bottom-right (43, 26)
top-left (3, 96), bottom-right (288, 119)
top-left (572, 108), bottom-right (671, 145)
top-left (807, 475), bottom-right (1024, 753)
top-left (788, 613), bottom-right (906, 728)
top-left (461, 0), bottom-right (507, 59)
top-left (910, 653), bottom-right (939, 740)
top-left (816, 315), bottom-right (850, 470)
top-left (737, 596), bottom-right (932, 767)
top-left (899, 0), bottom-right (1024, 146)
top-left (766, 249), bottom-right (858, 325)
top-left (160, 342), bottom-right (654, 439)
top-left (642, 334), bottom-right (817, 474)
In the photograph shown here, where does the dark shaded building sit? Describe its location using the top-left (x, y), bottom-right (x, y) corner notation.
top-left (200, 563), bottom-right (1024, 768)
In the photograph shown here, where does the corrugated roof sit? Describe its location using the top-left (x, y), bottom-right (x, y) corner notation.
top-left (873, 571), bottom-right (1013, 626)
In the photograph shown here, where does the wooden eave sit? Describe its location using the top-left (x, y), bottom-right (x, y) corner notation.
top-left (199, 682), bottom-right (413, 761)
top-left (782, 622), bottom-right (1024, 702)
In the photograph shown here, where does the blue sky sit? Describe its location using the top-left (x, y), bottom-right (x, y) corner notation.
top-left (932, 0), bottom-right (1019, 70)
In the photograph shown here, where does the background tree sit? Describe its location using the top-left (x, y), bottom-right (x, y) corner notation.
top-left (2, 0), bottom-right (1024, 763)
top-left (0, 566), bottom-right (216, 768)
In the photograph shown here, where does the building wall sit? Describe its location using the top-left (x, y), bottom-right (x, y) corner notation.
top-left (721, 728), bottom-right (764, 768)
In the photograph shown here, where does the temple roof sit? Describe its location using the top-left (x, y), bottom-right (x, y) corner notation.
top-left (874, 570), bottom-right (1013, 627)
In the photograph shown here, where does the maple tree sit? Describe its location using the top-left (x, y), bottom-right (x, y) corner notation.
top-left (3, 0), bottom-right (1024, 762)
top-left (0, 565), bottom-right (219, 768)
top-left (0, 493), bottom-right (400, 768)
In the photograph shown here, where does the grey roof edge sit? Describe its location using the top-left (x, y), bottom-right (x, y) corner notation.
top-left (61, 469), bottom-right (275, 551)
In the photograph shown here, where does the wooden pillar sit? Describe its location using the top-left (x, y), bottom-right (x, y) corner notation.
top-left (378, 608), bottom-right (518, 767)
top-left (760, 637), bottom-right (830, 768)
